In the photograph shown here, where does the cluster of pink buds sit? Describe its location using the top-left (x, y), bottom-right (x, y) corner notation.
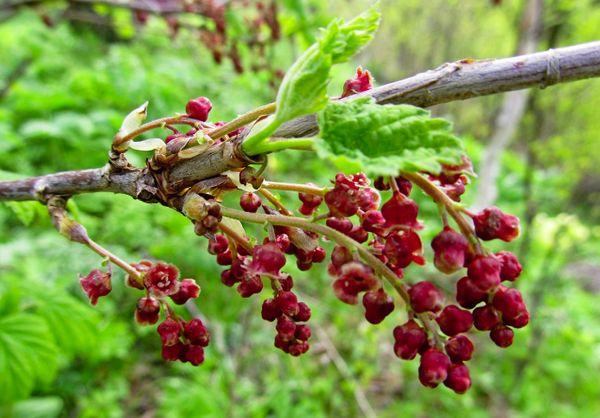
top-left (80, 259), bottom-right (208, 366)
top-left (266, 163), bottom-right (526, 394)
top-left (208, 222), bottom-right (318, 356)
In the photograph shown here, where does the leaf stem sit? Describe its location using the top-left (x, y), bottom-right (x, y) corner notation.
top-left (262, 181), bottom-right (327, 196)
top-left (240, 119), bottom-right (281, 154)
top-left (113, 115), bottom-right (201, 147)
top-left (209, 102), bottom-right (276, 140)
top-left (247, 137), bottom-right (316, 154)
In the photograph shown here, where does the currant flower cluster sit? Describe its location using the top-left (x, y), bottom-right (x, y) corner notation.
top-left (74, 66), bottom-right (526, 394)
top-left (80, 259), bottom-right (209, 366)
top-left (207, 224), bottom-right (318, 356)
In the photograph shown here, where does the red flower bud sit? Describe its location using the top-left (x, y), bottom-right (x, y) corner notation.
top-left (135, 296), bottom-right (160, 325)
top-left (472, 206), bottom-right (520, 242)
top-left (79, 269), bottom-right (111, 305)
top-left (185, 96), bottom-right (212, 121)
top-left (431, 227), bottom-right (468, 274)
top-left (408, 281), bottom-right (444, 313)
top-left (418, 349), bottom-right (451, 388)
top-left (170, 278), bottom-right (200, 305)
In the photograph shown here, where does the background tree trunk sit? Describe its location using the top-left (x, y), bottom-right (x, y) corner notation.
top-left (473, 0), bottom-right (543, 210)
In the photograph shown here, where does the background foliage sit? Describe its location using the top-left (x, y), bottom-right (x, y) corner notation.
top-left (1, 1), bottom-right (599, 417)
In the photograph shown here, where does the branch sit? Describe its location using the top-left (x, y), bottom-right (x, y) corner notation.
top-left (1, 41), bottom-right (600, 202)
top-left (275, 41), bottom-right (600, 138)
top-left (0, 166), bottom-right (151, 201)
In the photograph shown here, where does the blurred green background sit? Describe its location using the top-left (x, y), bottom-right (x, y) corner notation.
top-left (1, 0), bottom-right (599, 417)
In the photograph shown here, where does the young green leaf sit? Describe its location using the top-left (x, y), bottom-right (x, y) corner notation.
top-left (314, 97), bottom-right (465, 176)
top-left (275, 5), bottom-right (380, 123)
top-left (242, 5), bottom-right (380, 154)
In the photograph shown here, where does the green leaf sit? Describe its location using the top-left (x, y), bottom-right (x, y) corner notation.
top-left (319, 4), bottom-right (381, 64)
top-left (275, 5), bottom-right (380, 123)
top-left (0, 314), bottom-right (59, 404)
top-left (12, 397), bottom-right (63, 418)
top-left (314, 97), bottom-right (465, 176)
top-left (32, 291), bottom-right (99, 356)
top-left (4, 201), bottom-right (46, 226)
top-left (243, 5), bottom-right (380, 154)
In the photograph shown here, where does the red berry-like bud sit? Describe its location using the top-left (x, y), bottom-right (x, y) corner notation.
top-left (330, 245), bottom-right (353, 268)
top-left (208, 234), bottom-right (229, 255)
top-left (299, 204), bottom-right (316, 216)
top-left (473, 305), bottom-right (501, 330)
top-left (444, 363), bottom-right (471, 394)
top-left (356, 188), bottom-right (380, 211)
top-left (333, 261), bottom-right (378, 304)
top-left (456, 276), bottom-right (487, 309)
top-left (275, 234), bottom-right (291, 252)
top-left (261, 298), bottom-right (281, 321)
top-left (170, 278), bottom-right (200, 305)
top-left (299, 190), bottom-right (323, 208)
top-left (216, 250), bottom-right (233, 265)
top-left (408, 281), bottom-right (444, 313)
top-left (384, 230), bottom-right (425, 268)
top-left (431, 227), bottom-right (469, 274)
top-left (276, 291), bottom-right (299, 316)
top-left (362, 289), bottom-right (395, 324)
top-left (496, 251), bottom-right (522, 281)
top-left (348, 226), bottom-right (369, 243)
top-left (157, 317), bottom-right (182, 346)
top-left (145, 263), bottom-right (180, 296)
top-left (274, 334), bottom-right (291, 352)
top-left (276, 315), bottom-right (296, 341)
top-left (492, 287), bottom-right (527, 322)
top-left (467, 256), bottom-right (501, 292)
top-left (236, 275), bottom-right (263, 297)
top-left (341, 67), bottom-right (373, 98)
top-left (240, 192), bottom-right (262, 213)
top-left (293, 302), bottom-right (311, 322)
top-left (393, 320), bottom-right (427, 360)
top-left (288, 341), bottom-right (310, 356)
top-left (128, 260), bottom-right (153, 289)
top-left (504, 308), bottom-right (530, 328)
top-left (418, 349), bottom-right (451, 388)
top-left (381, 192), bottom-right (420, 229)
top-left (394, 176), bottom-right (413, 196)
top-left (185, 96), bottom-right (212, 121)
top-left (361, 210), bottom-right (386, 233)
top-left (374, 177), bottom-right (390, 191)
top-left (184, 345), bottom-right (205, 366)
top-left (79, 269), bottom-right (111, 305)
top-left (445, 335), bottom-right (474, 362)
top-left (250, 243), bottom-right (286, 276)
top-left (162, 341), bottom-right (185, 361)
top-left (183, 318), bottom-right (210, 346)
top-left (135, 296), bottom-right (160, 325)
top-left (324, 188), bottom-right (358, 218)
top-left (326, 217), bottom-right (353, 234)
top-left (490, 325), bottom-right (514, 348)
top-left (312, 247), bottom-right (326, 263)
top-left (295, 324), bottom-right (311, 341)
top-left (436, 305), bottom-right (473, 336)
top-left (220, 269), bottom-right (238, 287)
top-left (278, 274), bottom-right (294, 291)
top-left (472, 207), bottom-right (520, 242)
